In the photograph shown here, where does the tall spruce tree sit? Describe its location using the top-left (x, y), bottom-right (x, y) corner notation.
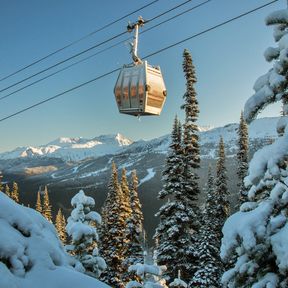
top-left (181, 49), bottom-right (201, 202)
top-left (215, 137), bottom-right (230, 230)
top-left (42, 186), bottom-right (52, 222)
top-left (123, 170), bottom-right (144, 282)
top-left (221, 7), bottom-right (288, 287)
top-left (180, 48), bottom-right (201, 277)
top-left (11, 181), bottom-right (19, 203)
top-left (35, 190), bottom-right (42, 213)
top-left (190, 166), bottom-right (222, 287)
top-left (154, 116), bottom-right (195, 283)
top-left (100, 162), bottom-right (126, 287)
top-left (237, 111), bottom-right (249, 205)
top-left (55, 208), bottom-right (67, 244)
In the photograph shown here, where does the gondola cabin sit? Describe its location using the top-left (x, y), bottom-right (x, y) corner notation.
top-left (114, 16), bottom-right (167, 117)
top-left (114, 61), bottom-right (167, 116)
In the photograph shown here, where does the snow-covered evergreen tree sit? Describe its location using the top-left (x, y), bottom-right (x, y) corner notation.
top-left (154, 116), bottom-right (195, 283)
top-left (42, 185), bottom-right (52, 222)
top-left (123, 170), bottom-right (144, 282)
top-left (237, 111), bottom-right (249, 205)
top-left (181, 49), bottom-right (201, 203)
top-left (100, 162), bottom-right (126, 287)
top-left (126, 263), bottom-right (168, 288)
top-left (221, 7), bottom-right (288, 287)
top-left (55, 208), bottom-right (67, 244)
top-left (11, 181), bottom-right (19, 203)
top-left (66, 190), bottom-right (106, 279)
top-left (215, 137), bottom-right (230, 229)
top-left (190, 166), bottom-right (222, 287)
top-left (35, 190), bottom-right (42, 213)
top-left (180, 49), bottom-right (201, 276)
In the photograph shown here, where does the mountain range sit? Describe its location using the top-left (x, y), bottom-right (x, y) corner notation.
top-left (0, 117), bottom-right (279, 243)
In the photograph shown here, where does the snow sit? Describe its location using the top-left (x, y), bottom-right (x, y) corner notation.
top-left (0, 133), bottom-right (133, 161)
top-left (128, 264), bottom-right (166, 277)
top-left (169, 278), bottom-right (188, 287)
top-left (0, 117), bottom-right (281, 164)
top-left (264, 47), bottom-right (279, 62)
top-left (0, 192), bottom-right (109, 288)
top-left (127, 264), bottom-right (167, 288)
top-left (266, 9), bottom-right (288, 25)
top-left (244, 129), bottom-right (288, 187)
top-left (244, 83), bottom-right (275, 123)
top-left (251, 273), bottom-right (279, 288)
top-left (220, 201), bottom-right (273, 260)
top-left (66, 190), bottom-right (101, 242)
top-left (139, 168), bottom-right (156, 186)
top-left (271, 222), bottom-right (288, 273)
top-left (71, 190), bottom-right (95, 207)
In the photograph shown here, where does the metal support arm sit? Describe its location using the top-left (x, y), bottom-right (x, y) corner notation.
top-left (127, 16), bottom-right (145, 65)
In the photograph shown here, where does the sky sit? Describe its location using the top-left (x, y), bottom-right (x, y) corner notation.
top-left (0, 0), bottom-right (285, 152)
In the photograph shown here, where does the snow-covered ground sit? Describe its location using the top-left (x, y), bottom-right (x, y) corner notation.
top-left (139, 168), bottom-right (156, 186)
top-left (0, 192), bottom-right (110, 288)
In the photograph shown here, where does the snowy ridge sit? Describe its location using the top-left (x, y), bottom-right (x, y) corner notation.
top-left (0, 117), bottom-right (279, 162)
top-left (0, 133), bottom-right (133, 161)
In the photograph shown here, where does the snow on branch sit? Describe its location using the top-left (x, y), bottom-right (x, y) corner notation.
top-left (266, 9), bottom-right (288, 25)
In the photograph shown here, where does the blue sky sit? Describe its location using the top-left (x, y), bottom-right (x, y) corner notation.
top-left (0, 0), bottom-right (284, 152)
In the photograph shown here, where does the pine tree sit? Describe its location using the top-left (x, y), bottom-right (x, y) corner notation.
top-left (5, 184), bottom-right (10, 198)
top-left (181, 49), bottom-right (201, 203)
top-left (35, 190), bottom-right (42, 213)
top-left (123, 170), bottom-right (144, 282)
top-left (42, 186), bottom-right (52, 222)
top-left (55, 208), bottom-right (67, 244)
top-left (190, 166), bottom-right (222, 287)
top-left (154, 116), bottom-right (195, 283)
top-left (61, 214), bottom-right (67, 240)
top-left (221, 7), bottom-right (288, 287)
top-left (100, 162), bottom-right (126, 287)
top-left (180, 48), bottom-right (201, 277)
top-left (11, 181), bottom-right (19, 203)
top-left (237, 111), bottom-right (249, 205)
top-left (66, 190), bottom-right (106, 278)
top-left (215, 137), bottom-right (230, 230)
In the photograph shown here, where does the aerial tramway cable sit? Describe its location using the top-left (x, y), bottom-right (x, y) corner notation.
top-left (0, 0), bottom-right (161, 82)
top-left (0, 0), bottom-right (212, 102)
top-left (0, 0), bottom-right (193, 94)
top-left (0, 0), bottom-right (280, 123)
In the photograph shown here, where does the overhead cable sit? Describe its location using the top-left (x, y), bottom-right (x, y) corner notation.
top-left (0, 0), bottom-right (279, 123)
top-left (0, 0), bottom-right (212, 102)
top-left (0, 0), bottom-right (193, 93)
top-left (0, 0), bottom-right (160, 82)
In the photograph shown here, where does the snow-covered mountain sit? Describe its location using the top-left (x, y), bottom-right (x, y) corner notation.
top-left (0, 117), bottom-right (278, 162)
top-left (0, 133), bottom-right (133, 161)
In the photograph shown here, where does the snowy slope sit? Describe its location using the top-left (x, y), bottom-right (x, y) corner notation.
top-left (0, 193), bottom-right (110, 288)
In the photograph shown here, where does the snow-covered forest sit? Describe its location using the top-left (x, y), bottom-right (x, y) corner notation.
top-left (1, 3), bottom-right (288, 288)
